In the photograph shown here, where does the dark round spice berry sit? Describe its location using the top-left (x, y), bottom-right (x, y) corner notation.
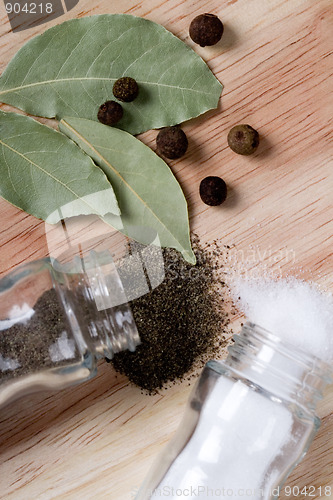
top-left (200, 176), bottom-right (227, 206)
top-left (189, 13), bottom-right (224, 47)
top-left (113, 76), bottom-right (139, 102)
top-left (156, 126), bottom-right (188, 159)
top-left (97, 100), bottom-right (123, 125)
top-left (227, 124), bottom-right (259, 155)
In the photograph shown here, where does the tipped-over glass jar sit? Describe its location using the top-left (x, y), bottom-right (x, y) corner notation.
top-left (136, 323), bottom-right (332, 500)
top-left (0, 250), bottom-right (140, 408)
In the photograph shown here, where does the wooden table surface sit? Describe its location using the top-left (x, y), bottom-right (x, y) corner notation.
top-left (0, 0), bottom-right (332, 498)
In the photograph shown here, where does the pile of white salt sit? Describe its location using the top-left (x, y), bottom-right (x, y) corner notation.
top-left (232, 277), bottom-right (333, 362)
top-left (142, 277), bottom-right (333, 500)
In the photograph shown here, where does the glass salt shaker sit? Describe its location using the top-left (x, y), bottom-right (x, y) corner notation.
top-left (136, 323), bottom-right (332, 500)
top-left (0, 250), bottom-right (140, 409)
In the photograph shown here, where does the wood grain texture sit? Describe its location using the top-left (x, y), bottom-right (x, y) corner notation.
top-left (0, 0), bottom-right (332, 498)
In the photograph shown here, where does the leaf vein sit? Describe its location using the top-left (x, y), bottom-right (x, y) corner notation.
top-left (0, 78), bottom-right (218, 96)
top-left (20, 30), bottom-right (62, 86)
top-left (61, 120), bottom-right (187, 251)
top-left (1, 146), bottom-right (23, 204)
top-left (0, 138), bottom-right (105, 216)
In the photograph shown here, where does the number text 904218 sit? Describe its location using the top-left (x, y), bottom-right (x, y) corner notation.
top-left (5, 3), bottom-right (53, 14)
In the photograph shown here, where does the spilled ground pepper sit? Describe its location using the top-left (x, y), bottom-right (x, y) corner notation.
top-left (110, 237), bottom-right (233, 393)
top-left (0, 289), bottom-right (74, 382)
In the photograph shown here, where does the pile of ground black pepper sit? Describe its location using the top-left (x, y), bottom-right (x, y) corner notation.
top-left (0, 288), bottom-right (74, 382)
top-left (110, 237), bottom-right (234, 393)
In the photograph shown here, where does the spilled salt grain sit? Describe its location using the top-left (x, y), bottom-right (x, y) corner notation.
top-left (232, 276), bottom-right (333, 362)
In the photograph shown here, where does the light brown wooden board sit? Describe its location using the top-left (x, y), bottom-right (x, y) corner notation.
top-left (0, 0), bottom-right (332, 498)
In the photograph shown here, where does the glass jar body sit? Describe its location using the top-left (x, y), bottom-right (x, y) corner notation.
top-left (136, 324), bottom-right (330, 500)
top-left (0, 255), bottom-right (139, 408)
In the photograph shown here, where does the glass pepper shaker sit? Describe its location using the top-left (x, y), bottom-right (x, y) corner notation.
top-left (0, 250), bottom-right (140, 409)
top-left (136, 323), bottom-right (332, 500)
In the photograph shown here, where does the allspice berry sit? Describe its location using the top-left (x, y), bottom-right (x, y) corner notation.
top-left (113, 77), bottom-right (139, 102)
top-left (200, 176), bottom-right (227, 206)
top-left (189, 13), bottom-right (224, 47)
top-left (227, 124), bottom-right (259, 155)
top-left (97, 101), bottom-right (123, 125)
top-left (156, 126), bottom-right (188, 159)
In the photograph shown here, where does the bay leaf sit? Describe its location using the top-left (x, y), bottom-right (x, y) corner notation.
top-left (0, 14), bottom-right (222, 135)
top-left (59, 117), bottom-right (196, 264)
top-left (0, 111), bottom-right (119, 223)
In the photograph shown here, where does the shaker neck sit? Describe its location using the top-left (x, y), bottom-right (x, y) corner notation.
top-left (225, 323), bottom-right (332, 412)
top-left (51, 251), bottom-right (140, 360)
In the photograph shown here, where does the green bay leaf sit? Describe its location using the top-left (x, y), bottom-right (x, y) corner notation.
top-left (59, 117), bottom-right (195, 264)
top-left (0, 14), bottom-right (222, 135)
top-left (0, 111), bottom-right (119, 223)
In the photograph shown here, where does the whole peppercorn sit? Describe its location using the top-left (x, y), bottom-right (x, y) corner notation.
top-left (189, 13), bottom-right (224, 47)
top-left (113, 77), bottom-right (139, 102)
top-left (156, 126), bottom-right (188, 159)
top-left (227, 124), bottom-right (259, 155)
top-left (199, 176), bottom-right (227, 206)
top-left (97, 100), bottom-right (123, 125)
